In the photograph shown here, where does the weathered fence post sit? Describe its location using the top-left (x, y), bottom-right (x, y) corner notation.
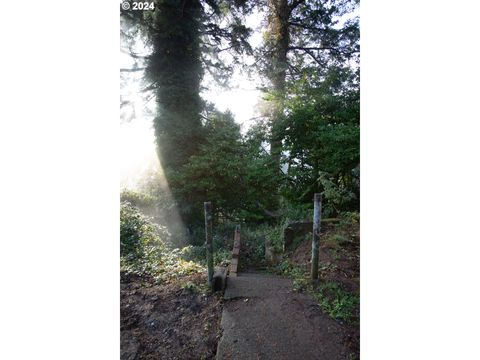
top-left (229, 225), bottom-right (241, 277)
top-left (311, 193), bottom-right (322, 280)
top-left (204, 202), bottom-right (214, 288)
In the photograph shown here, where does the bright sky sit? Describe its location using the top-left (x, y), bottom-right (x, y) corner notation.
top-left (201, 10), bottom-right (264, 132)
top-left (202, 76), bottom-right (262, 132)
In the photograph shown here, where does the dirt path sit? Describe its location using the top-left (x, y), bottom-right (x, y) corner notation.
top-left (216, 272), bottom-right (353, 360)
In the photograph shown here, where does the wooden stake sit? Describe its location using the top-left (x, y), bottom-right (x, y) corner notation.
top-left (230, 225), bottom-right (241, 276)
top-left (204, 202), bottom-right (214, 287)
top-left (311, 193), bottom-right (322, 280)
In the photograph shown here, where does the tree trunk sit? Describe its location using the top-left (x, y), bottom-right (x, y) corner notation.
top-left (149, 0), bottom-right (204, 171)
top-left (147, 0), bottom-right (204, 226)
top-left (266, 0), bottom-right (290, 173)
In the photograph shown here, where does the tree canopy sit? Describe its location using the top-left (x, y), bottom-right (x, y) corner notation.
top-left (120, 0), bottom-right (359, 234)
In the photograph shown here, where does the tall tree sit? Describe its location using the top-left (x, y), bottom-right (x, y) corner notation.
top-left (264, 0), bottom-right (290, 172)
top-left (259, 0), bottom-right (359, 173)
top-left (282, 65), bottom-right (360, 214)
top-left (120, 0), bottom-right (252, 226)
top-left (146, 1), bottom-right (204, 172)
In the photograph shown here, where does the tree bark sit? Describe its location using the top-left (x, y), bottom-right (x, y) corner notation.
top-left (266, 0), bottom-right (290, 173)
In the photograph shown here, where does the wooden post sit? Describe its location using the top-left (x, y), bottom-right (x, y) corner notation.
top-left (230, 225), bottom-right (241, 276)
top-left (311, 193), bottom-right (322, 280)
top-left (204, 202), bottom-right (214, 288)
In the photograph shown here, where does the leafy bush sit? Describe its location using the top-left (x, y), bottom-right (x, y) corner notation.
top-left (182, 281), bottom-right (200, 293)
top-left (120, 189), bottom-right (156, 208)
top-left (338, 211), bottom-right (360, 227)
top-left (171, 111), bottom-right (249, 223)
top-left (178, 245), bottom-right (207, 265)
top-left (120, 202), bottom-right (163, 258)
top-left (120, 202), bottom-right (166, 275)
top-left (312, 282), bottom-right (359, 323)
top-left (280, 66), bottom-right (360, 214)
top-left (158, 248), bottom-right (205, 280)
top-left (318, 172), bottom-right (357, 218)
top-left (270, 260), bottom-right (304, 277)
top-left (248, 203), bottom-right (313, 261)
top-left (178, 242), bottom-right (233, 268)
top-left (241, 225), bottom-right (268, 267)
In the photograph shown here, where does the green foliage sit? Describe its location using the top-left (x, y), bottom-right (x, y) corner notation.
top-left (258, 225), bottom-right (282, 254)
top-left (175, 244), bottom-right (230, 268)
top-left (270, 260), bottom-right (305, 278)
top-left (121, 0), bottom-right (253, 229)
top-left (268, 260), bottom-right (359, 324)
top-left (318, 171), bottom-right (357, 217)
top-left (120, 202), bottom-right (207, 281)
top-left (241, 122), bottom-right (281, 221)
top-left (181, 281), bottom-right (200, 294)
top-left (239, 225), bottom-right (269, 267)
top-left (258, 0), bottom-right (360, 95)
top-left (265, 203), bottom-right (312, 253)
top-left (338, 211), bottom-right (360, 228)
top-left (158, 248), bottom-right (205, 280)
top-left (120, 202), bottom-right (166, 275)
top-left (281, 66), bottom-right (360, 215)
top-left (312, 282), bottom-right (359, 323)
top-left (120, 189), bottom-right (156, 208)
top-left (214, 248), bottom-right (232, 267)
top-left (120, 0), bottom-right (360, 256)
top-left (145, 0), bottom-right (206, 232)
top-left (170, 110), bottom-right (285, 226)
top-left (174, 110), bottom-right (247, 221)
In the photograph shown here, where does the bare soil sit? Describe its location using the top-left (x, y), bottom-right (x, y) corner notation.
top-left (120, 272), bottom-right (223, 360)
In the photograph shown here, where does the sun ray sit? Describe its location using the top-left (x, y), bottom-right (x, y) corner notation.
top-left (120, 116), bottom-right (187, 246)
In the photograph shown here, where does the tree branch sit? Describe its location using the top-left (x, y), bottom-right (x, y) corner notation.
top-left (289, 46), bottom-right (336, 52)
top-left (215, 45), bottom-right (234, 53)
top-left (289, 47), bottom-right (325, 66)
top-left (141, 83), bottom-right (157, 92)
top-left (288, 45), bottom-right (357, 62)
top-left (120, 67), bottom-right (146, 73)
top-left (288, 21), bottom-right (326, 32)
top-left (288, 0), bottom-right (305, 11)
top-left (120, 48), bottom-right (150, 59)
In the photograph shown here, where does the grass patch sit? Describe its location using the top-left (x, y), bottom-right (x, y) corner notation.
top-left (268, 260), bottom-right (359, 324)
top-left (311, 281), bottom-right (359, 323)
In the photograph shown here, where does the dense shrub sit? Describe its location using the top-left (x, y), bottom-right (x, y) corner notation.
top-left (120, 202), bottom-right (166, 275)
top-left (120, 201), bottom-right (230, 280)
top-left (120, 189), bottom-right (156, 208)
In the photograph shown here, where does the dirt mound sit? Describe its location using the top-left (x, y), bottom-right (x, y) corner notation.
top-left (289, 221), bottom-right (360, 294)
top-left (121, 272), bottom-right (223, 360)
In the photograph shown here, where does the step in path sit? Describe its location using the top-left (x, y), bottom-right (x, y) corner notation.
top-left (216, 273), bottom-right (350, 360)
